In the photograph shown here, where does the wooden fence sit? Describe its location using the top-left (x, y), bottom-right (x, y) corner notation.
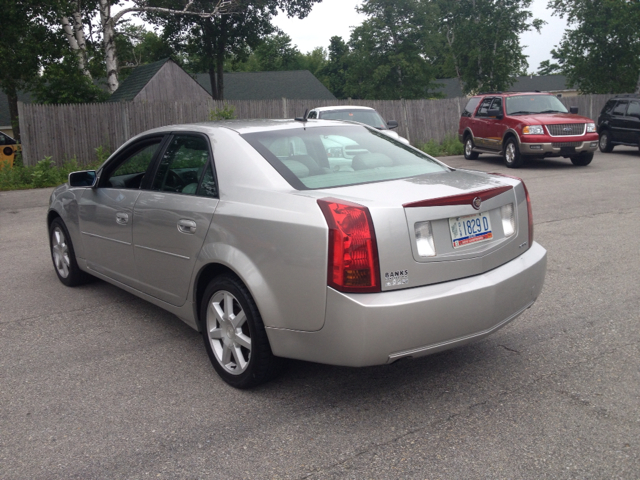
top-left (18, 94), bottom-right (612, 167)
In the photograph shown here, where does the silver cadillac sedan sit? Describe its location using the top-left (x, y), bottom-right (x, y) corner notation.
top-left (48, 119), bottom-right (547, 388)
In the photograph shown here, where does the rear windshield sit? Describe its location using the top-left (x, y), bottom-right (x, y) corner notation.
top-left (505, 95), bottom-right (568, 115)
top-left (318, 109), bottom-right (387, 129)
top-left (242, 125), bottom-right (449, 190)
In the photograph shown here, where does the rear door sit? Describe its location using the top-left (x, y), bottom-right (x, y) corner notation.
top-left (132, 133), bottom-right (219, 306)
top-left (622, 100), bottom-right (640, 144)
top-left (472, 97), bottom-right (494, 149)
top-left (609, 100), bottom-right (629, 142)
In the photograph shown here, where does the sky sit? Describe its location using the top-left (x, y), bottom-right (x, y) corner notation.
top-left (273, 0), bottom-right (568, 73)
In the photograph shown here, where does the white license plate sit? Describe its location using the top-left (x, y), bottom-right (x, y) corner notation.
top-left (449, 212), bottom-right (493, 248)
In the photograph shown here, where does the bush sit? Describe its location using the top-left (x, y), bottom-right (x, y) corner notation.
top-left (0, 155), bottom-right (100, 191)
top-left (209, 104), bottom-right (236, 121)
top-left (418, 135), bottom-right (465, 157)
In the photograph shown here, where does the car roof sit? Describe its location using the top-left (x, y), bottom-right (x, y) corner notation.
top-left (310, 106), bottom-right (375, 112)
top-left (131, 118), bottom-right (365, 137)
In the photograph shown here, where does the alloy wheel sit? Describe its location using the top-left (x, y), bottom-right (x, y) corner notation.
top-left (206, 290), bottom-right (252, 375)
top-left (51, 226), bottom-right (71, 279)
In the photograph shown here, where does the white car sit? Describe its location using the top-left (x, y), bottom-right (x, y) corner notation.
top-left (307, 106), bottom-right (410, 144)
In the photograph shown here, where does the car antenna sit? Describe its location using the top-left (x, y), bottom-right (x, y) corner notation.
top-left (295, 109), bottom-right (309, 122)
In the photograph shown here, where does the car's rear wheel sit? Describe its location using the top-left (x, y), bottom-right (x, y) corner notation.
top-left (464, 136), bottom-right (479, 160)
top-left (570, 152), bottom-right (594, 166)
top-left (598, 130), bottom-right (613, 152)
top-left (49, 217), bottom-right (90, 287)
top-left (504, 138), bottom-right (523, 168)
top-left (201, 274), bottom-right (284, 388)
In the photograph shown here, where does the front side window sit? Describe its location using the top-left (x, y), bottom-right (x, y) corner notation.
top-left (489, 98), bottom-right (503, 114)
top-left (242, 125), bottom-right (449, 190)
top-left (102, 139), bottom-right (162, 189)
top-left (505, 95), bottom-right (568, 115)
top-left (151, 135), bottom-right (215, 197)
top-left (627, 101), bottom-right (640, 117)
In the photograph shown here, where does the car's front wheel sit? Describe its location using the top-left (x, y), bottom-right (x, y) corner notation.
top-left (504, 138), bottom-right (524, 168)
top-left (598, 130), bottom-right (613, 153)
top-left (570, 152), bottom-right (594, 166)
top-left (200, 274), bottom-right (284, 388)
top-left (464, 136), bottom-right (479, 160)
top-left (49, 217), bottom-right (90, 287)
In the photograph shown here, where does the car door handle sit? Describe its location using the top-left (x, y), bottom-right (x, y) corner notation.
top-left (115, 212), bottom-right (129, 225)
top-left (177, 219), bottom-right (197, 234)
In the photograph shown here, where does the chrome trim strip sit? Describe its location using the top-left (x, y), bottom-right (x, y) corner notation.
top-left (135, 244), bottom-right (190, 260)
top-left (81, 231), bottom-right (131, 246)
top-left (387, 300), bottom-right (535, 361)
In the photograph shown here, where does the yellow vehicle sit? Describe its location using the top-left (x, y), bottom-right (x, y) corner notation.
top-left (0, 132), bottom-right (18, 169)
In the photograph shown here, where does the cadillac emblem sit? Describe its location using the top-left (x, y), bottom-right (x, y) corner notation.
top-left (472, 197), bottom-right (482, 210)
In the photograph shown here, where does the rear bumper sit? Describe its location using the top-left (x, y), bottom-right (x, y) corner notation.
top-left (266, 242), bottom-right (547, 366)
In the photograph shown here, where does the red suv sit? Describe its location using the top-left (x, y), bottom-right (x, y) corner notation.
top-left (458, 92), bottom-right (599, 168)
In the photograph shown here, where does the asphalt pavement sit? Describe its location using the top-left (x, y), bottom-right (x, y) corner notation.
top-left (1, 148), bottom-right (638, 479)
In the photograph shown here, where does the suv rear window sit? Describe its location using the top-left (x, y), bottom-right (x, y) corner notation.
top-left (242, 125), bottom-right (448, 190)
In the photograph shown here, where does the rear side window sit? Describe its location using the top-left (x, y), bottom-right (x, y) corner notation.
top-left (462, 97), bottom-right (481, 117)
top-left (612, 101), bottom-right (628, 116)
top-left (475, 98), bottom-right (493, 117)
top-left (242, 125), bottom-right (448, 190)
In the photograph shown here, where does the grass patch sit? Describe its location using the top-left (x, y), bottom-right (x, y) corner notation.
top-left (417, 135), bottom-right (464, 157)
top-left (0, 153), bottom-right (101, 191)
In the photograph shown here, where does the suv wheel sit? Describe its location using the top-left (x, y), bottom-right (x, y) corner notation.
top-left (570, 152), bottom-right (594, 166)
top-left (599, 130), bottom-right (613, 153)
top-left (504, 138), bottom-right (523, 168)
top-left (464, 136), bottom-right (479, 160)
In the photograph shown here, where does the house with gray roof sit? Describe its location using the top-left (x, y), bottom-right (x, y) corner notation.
top-left (194, 70), bottom-right (336, 100)
top-left (433, 74), bottom-right (577, 98)
top-left (107, 58), bottom-right (212, 103)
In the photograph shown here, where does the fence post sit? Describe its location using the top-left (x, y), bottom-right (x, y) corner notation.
top-left (282, 97), bottom-right (287, 119)
top-left (401, 99), bottom-right (411, 144)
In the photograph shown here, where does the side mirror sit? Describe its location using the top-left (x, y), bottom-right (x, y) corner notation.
top-left (386, 120), bottom-right (399, 130)
top-left (488, 108), bottom-right (504, 119)
top-left (570, 106), bottom-right (579, 114)
top-left (69, 170), bottom-right (97, 188)
top-left (556, 93), bottom-right (563, 98)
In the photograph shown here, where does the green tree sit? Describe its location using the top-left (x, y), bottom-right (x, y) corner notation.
top-left (148, 0), bottom-right (322, 99)
top-left (115, 24), bottom-right (179, 79)
top-left (31, 56), bottom-right (110, 104)
top-left (319, 36), bottom-right (350, 98)
top-left (344, 0), bottom-right (442, 100)
top-left (437, 0), bottom-right (543, 94)
top-left (0, 1), bottom-right (63, 141)
top-left (548, 0), bottom-right (640, 93)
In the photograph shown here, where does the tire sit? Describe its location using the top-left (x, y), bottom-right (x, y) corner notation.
top-left (598, 130), bottom-right (613, 153)
top-left (504, 138), bottom-right (524, 168)
top-left (49, 217), bottom-right (90, 287)
top-left (570, 152), bottom-right (594, 166)
top-left (464, 136), bottom-right (479, 160)
top-left (200, 274), bottom-right (284, 388)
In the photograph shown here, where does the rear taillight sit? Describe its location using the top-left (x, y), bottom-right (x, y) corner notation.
top-left (491, 173), bottom-right (534, 249)
top-left (318, 198), bottom-right (380, 293)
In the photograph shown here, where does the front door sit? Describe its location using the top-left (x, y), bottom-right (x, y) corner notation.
top-left (79, 137), bottom-right (164, 287)
top-left (132, 133), bottom-right (219, 306)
